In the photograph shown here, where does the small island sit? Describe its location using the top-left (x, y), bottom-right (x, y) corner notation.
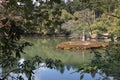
top-left (56, 30), bottom-right (108, 50)
top-left (56, 40), bottom-right (108, 50)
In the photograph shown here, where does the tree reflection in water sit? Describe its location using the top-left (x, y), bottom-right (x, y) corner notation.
top-left (0, 55), bottom-right (114, 80)
top-left (0, 56), bottom-right (63, 80)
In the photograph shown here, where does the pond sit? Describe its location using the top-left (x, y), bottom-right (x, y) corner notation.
top-left (0, 37), bottom-right (113, 80)
top-left (23, 37), bottom-right (93, 67)
top-left (18, 37), bottom-right (113, 80)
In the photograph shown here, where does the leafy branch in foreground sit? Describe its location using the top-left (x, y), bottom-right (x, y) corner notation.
top-left (0, 0), bottom-right (63, 79)
top-left (0, 56), bottom-right (63, 80)
top-left (77, 41), bottom-right (120, 80)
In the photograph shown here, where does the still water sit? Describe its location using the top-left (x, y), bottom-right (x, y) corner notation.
top-left (16, 37), bottom-right (112, 80)
top-left (23, 37), bottom-right (93, 67)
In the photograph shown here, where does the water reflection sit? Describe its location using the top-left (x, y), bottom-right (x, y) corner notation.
top-left (0, 58), bottom-right (114, 80)
top-left (82, 51), bottom-right (85, 63)
top-left (33, 66), bottom-right (80, 80)
top-left (27, 65), bottom-right (113, 80)
top-left (0, 38), bottom-right (114, 80)
top-left (8, 73), bottom-right (28, 80)
top-left (0, 68), bottom-right (2, 79)
top-left (23, 38), bottom-right (93, 67)
top-left (22, 38), bottom-right (93, 80)
top-left (32, 67), bottom-right (113, 80)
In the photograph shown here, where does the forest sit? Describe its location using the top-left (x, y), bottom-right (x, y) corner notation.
top-left (0, 0), bottom-right (120, 80)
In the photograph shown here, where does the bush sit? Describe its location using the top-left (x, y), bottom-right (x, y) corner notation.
top-left (61, 9), bottom-right (74, 21)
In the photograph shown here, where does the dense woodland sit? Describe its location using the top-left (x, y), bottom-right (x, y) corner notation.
top-left (0, 0), bottom-right (120, 80)
top-left (1, 0), bottom-right (120, 37)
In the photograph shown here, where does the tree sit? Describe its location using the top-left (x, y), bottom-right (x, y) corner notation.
top-left (0, 0), bottom-right (63, 79)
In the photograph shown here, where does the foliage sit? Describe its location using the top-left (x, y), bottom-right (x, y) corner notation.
top-left (0, 0), bottom-right (64, 79)
top-left (17, 56), bottom-right (63, 80)
top-left (0, 55), bottom-right (63, 80)
top-left (77, 40), bottom-right (120, 80)
top-left (1, 0), bottom-right (120, 79)
top-left (31, 2), bottom-right (64, 35)
top-left (90, 6), bottom-right (120, 35)
top-left (0, 0), bottom-right (65, 36)
top-left (0, 17), bottom-right (32, 79)
top-left (1, 0), bottom-right (120, 36)
top-left (60, 0), bottom-right (120, 37)
top-left (91, 14), bottom-right (110, 34)
top-left (0, 17), bottom-right (31, 63)
top-left (61, 9), bottom-right (73, 21)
